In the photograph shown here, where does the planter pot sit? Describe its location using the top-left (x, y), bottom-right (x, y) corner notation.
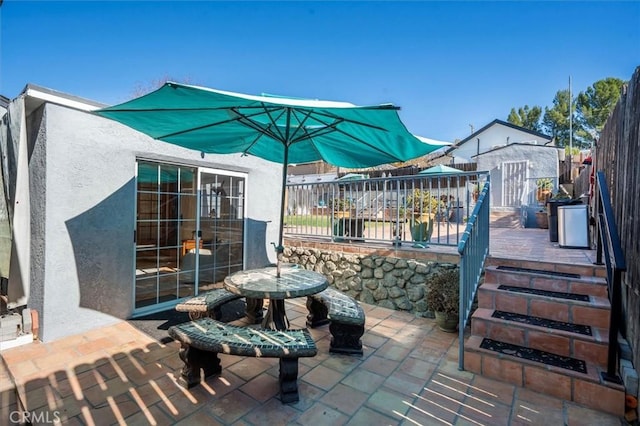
top-left (535, 211), bottom-right (549, 229)
top-left (537, 189), bottom-right (552, 203)
top-left (410, 213), bottom-right (434, 244)
top-left (434, 311), bottom-right (458, 333)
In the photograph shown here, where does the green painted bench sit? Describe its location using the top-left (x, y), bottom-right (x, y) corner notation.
top-left (306, 286), bottom-right (365, 356)
top-left (175, 288), bottom-right (264, 323)
top-left (175, 288), bottom-right (243, 320)
top-left (168, 317), bottom-right (317, 404)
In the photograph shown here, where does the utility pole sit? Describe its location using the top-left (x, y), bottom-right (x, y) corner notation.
top-left (568, 76), bottom-right (573, 183)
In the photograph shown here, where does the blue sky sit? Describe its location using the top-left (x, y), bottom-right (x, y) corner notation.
top-left (1, 1), bottom-right (638, 142)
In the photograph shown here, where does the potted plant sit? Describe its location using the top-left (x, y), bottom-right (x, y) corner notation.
top-left (536, 178), bottom-right (553, 203)
top-left (402, 190), bottom-right (441, 247)
top-left (330, 197), bottom-right (353, 218)
top-left (471, 183), bottom-right (481, 202)
top-left (426, 268), bottom-right (460, 332)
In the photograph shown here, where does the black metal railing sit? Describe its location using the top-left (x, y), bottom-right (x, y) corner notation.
top-left (457, 180), bottom-right (491, 370)
top-left (595, 170), bottom-right (626, 384)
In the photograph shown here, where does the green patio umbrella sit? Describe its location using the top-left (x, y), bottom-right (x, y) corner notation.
top-left (418, 164), bottom-right (463, 175)
top-left (95, 82), bottom-right (443, 275)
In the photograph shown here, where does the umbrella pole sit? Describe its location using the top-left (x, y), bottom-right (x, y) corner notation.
top-left (276, 146), bottom-right (289, 278)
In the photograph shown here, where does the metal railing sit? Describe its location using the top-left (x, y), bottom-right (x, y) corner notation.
top-left (595, 170), bottom-right (626, 384)
top-left (285, 171), bottom-right (488, 247)
top-left (458, 180), bottom-right (491, 370)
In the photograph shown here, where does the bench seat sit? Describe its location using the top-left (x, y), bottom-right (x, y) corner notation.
top-left (169, 318), bottom-right (317, 403)
top-left (306, 286), bottom-right (365, 356)
top-left (175, 288), bottom-right (243, 320)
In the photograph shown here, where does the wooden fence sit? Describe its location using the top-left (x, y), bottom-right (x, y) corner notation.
top-left (593, 65), bottom-right (640, 372)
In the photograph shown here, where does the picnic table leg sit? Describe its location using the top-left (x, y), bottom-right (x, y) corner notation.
top-left (177, 344), bottom-right (221, 388)
top-left (245, 297), bottom-right (264, 324)
top-left (329, 322), bottom-right (364, 356)
top-left (263, 299), bottom-right (289, 331)
top-left (306, 297), bottom-right (330, 328)
top-left (279, 358), bottom-right (300, 403)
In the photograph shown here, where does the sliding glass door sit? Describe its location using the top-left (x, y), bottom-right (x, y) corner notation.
top-left (134, 161), bottom-right (246, 313)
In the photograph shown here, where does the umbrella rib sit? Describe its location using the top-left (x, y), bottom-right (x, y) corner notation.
top-left (155, 107), bottom-right (283, 140)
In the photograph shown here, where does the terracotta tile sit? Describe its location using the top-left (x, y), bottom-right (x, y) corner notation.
top-left (573, 339), bottom-right (608, 367)
top-left (409, 386), bottom-right (461, 424)
top-left (82, 392), bottom-right (138, 425)
top-left (173, 409), bottom-right (224, 425)
top-left (571, 305), bottom-right (610, 328)
top-left (523, 366), bottom-right (571, 400)
top-left (295, 401), bottom-right (349, 426)
top-left (477, 290), bottom-right (494, 309)
top-left (495, 292), bottom-right (528, 314)
top-left (342, 368), bottom-right (386, 392)
top-left (121, 402), bottom-right (174, 425)
top-left (469, 374), bottom-right (516, 405)
top-left (365, 386), bottom-right (411, 417)
top-left (482, 356), bottom-right (523, 386)
top-left (226, 357), bottom-right (275, 381)
top-left (531, 276), bottom-right (569, 293)
top-left (374, 340), bottom-right (412, 361)
top-left (238, 373), bottom-right (279, 402)
top-left (360, 355), bottom-right (399, 377)
top-left (570, 281), bottom-right (607, 298)
top-left (384, 370), bottom-right (429, 397)
top-left (463, 351), bottom-right (482, 374)
top-left (565, 401), bottom-right (625, 425)
top-left (572, 379), bottom-right (625, 416)
top-left (301, 365), bottom-right (343, 391)
top-left (459, 396), bottom-right (512, 425)
top-left (530, 299), bottom-right (569, 322)
top-left (487, 322), bottom-right (525, 346)
top-left (527, 330), bottom-right (571, 357)
top-left (244, 398), bottom-right (302, 424)
top-left (204, 389), bottom-right (259, 424)
top-left (320, 383), bottom-right (368, 415)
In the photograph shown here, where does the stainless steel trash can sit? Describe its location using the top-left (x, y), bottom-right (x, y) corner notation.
top-left (557, 205), bottom-right (589, 248)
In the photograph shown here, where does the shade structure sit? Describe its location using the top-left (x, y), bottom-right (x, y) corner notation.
top-left (95, 82), bottom-right (443, 274)
top-left (335, 173), bottom-right (368, 182)
top-left (418, 164), bottom-right (463, 175)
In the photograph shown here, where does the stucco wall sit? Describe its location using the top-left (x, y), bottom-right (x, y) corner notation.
top-left (31, 102), bottom-right (281, 342)
top-left (453, 124), bottom-right (551, 164)
top-left (477, 144), bottom-right (559, 208)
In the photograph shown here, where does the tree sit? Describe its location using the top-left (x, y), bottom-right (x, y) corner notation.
top-left (576, 77), bottom-right (625, 144)
top-left (542, 89), bottom-right (586, 149)
top-left (129, 75), bottom-right (194, 99)
top-left (507, 105), bottom-right (542, 132)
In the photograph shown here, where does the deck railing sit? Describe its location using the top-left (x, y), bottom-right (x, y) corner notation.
top-left (595, 170), bottom-right (626, 384)
top-left (285, 171), bottom-right (488, 248)
top-left (457, 180), bottom-right (491, 370)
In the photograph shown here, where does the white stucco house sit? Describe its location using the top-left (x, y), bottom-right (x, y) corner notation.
top-left (442, 119), bottom-right (560, 211)
top-left (0, 84), bottom-right (282, 343)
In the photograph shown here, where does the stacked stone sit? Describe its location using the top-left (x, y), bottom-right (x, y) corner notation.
top-left (281, 247), bottom-right (457, 317)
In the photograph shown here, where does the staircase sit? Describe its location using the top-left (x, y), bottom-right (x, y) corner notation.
top-left (464, 256), bottom-right (625, 416)
top-left (489, 210), bottom-right (521, 228)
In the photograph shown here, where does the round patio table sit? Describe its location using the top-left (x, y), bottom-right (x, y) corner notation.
top-left (224, 265), bottom-right (328, 330)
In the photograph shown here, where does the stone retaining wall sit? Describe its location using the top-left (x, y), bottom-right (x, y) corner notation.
top-left (281, 245), bottom-right (459, 317)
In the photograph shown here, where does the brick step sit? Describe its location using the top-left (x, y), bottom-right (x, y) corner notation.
top-left (485, 257), bottom-right (606, 279)
top-left (484, 265), bottom-right (608, 298)
top-left (471, 308), bottom-right (609, 368)
top-left (478, 283), bottom-right (610, 329)
top-left (464, 335), bottom-right (625, 416)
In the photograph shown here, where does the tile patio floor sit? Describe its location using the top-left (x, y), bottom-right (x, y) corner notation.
top-left (0, 228), bottom-right (627, 425)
